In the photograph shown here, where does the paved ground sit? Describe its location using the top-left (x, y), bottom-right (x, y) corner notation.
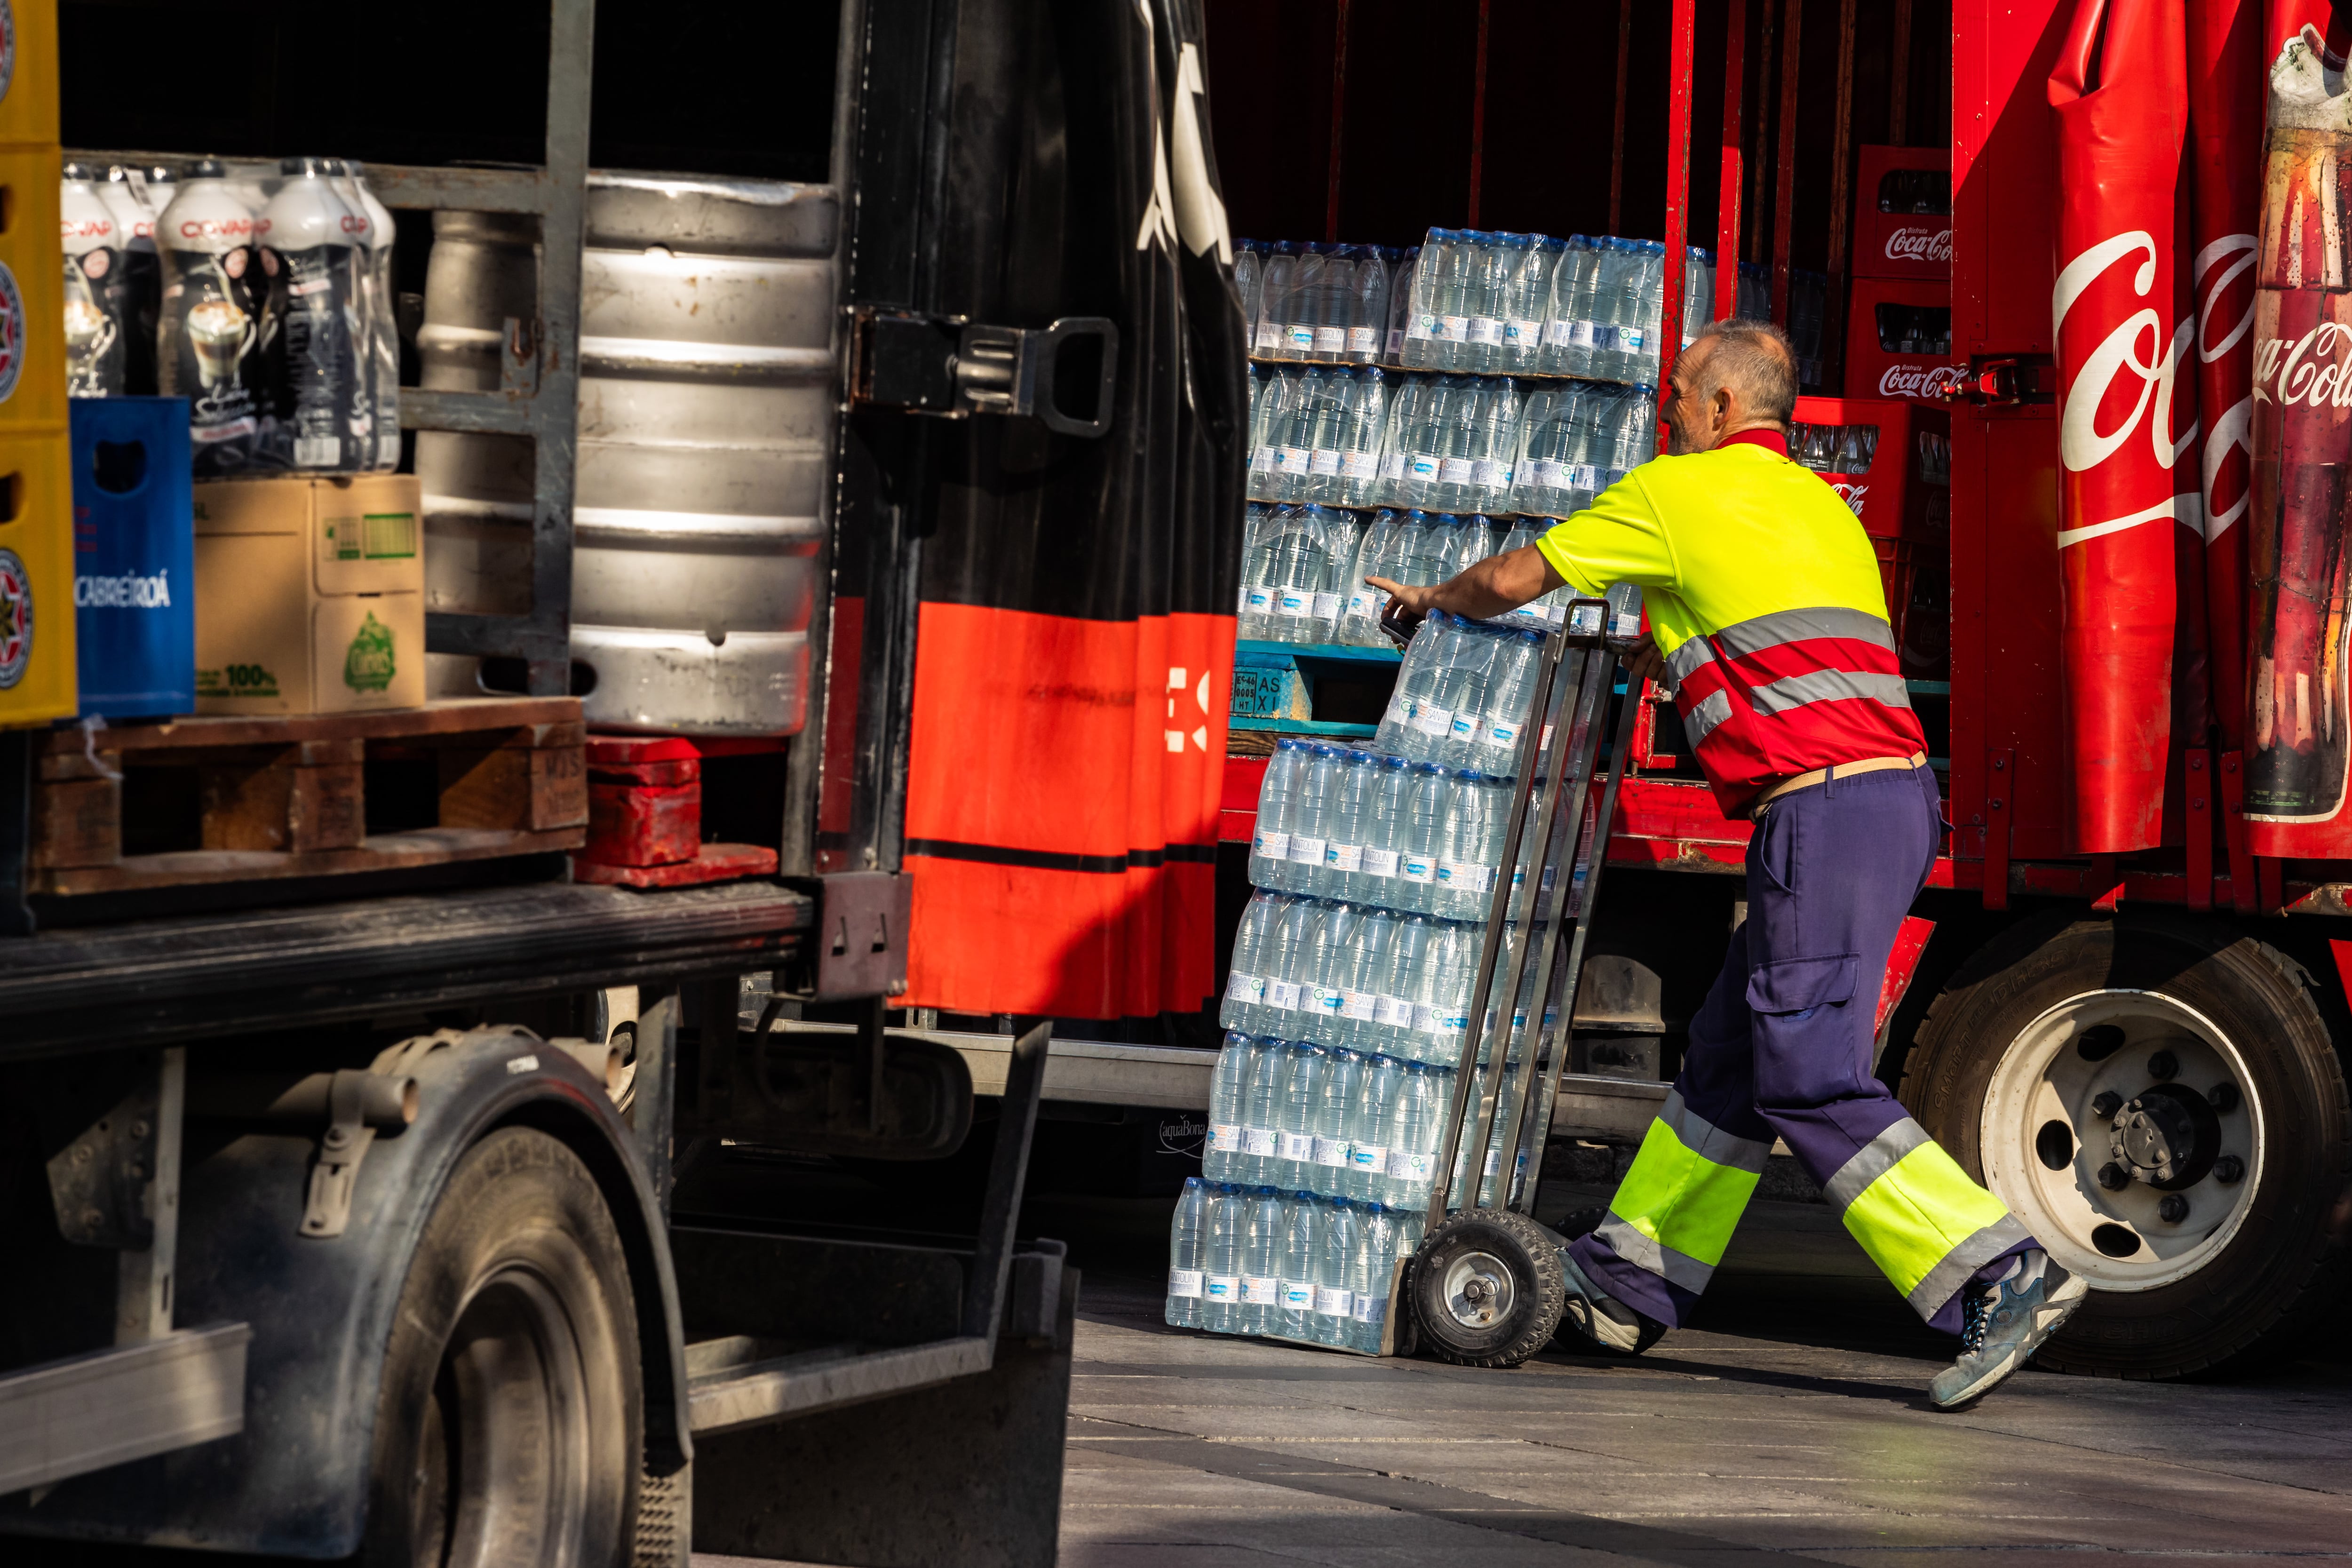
top-left (704, 1175), bottom-right (2352, 1568)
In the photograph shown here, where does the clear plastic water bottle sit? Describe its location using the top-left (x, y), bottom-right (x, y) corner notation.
top-left (1334, 906), bottom-right (1396, 1052)
top-left (1375, 611), bottom-right (1442, 754)
top-left (1166, 1176), bottom-right (1209, 1327)
top-left (1240, 1188), bottom-right (1285, 1334)
top-left (1352, 756), bottom-right (1411, 907)
top-left (1502, 235), bottom-right (1561, 375)
top-left (1433, 627), bottom-right (1502, 766)
top-left (1611, 383), bottom-right (1656, 487)
top-left (1479, 630), bottom-right (1546, 771)
top-left (1242, 1038), bottom-right (1288, 1183)
top-left (1393, 764), bottom-right (1451, 911)
top-left (1320, 751), bottom-right (1377, 894)
top-left (1683, 245), bottom-right (1715, 355)
top-left (1412, 229), bottom-right (1467, 370)
top-left (1250, 740), bottom-right (1308, 888)
top-left (1204, 1031), bottom-right (1254, 1178)
top-left (1312, 508), bottom-right (1363, 639)
top-left (1401, 617), bottom-right (1470, 758)
top-left (1346, 247), bottom-right (1391, 365)
top-left (1383, 1063), bottom-right (1441, 1210)
top-left (1413, 920), bottom-right (1477, 1068)
top-left (1222, 892), bottom-right (1280, 1033)
top-left (1290, 244), bottom-right (1343, 361)
top-left (1277, 1191), bottom-right (1325, 1339)
top-left (1434, 770), bottom-right (1494, 920)
top-left (1315, 1199), bottom-right (1360, 1346)
top-left (1202, 1183), bottom-right (1244, 1332)
top-left (1396, 376), bottom-right (1452, 508)
top-left (1384, 246), bottom-right (1419, 364)
top-left (1395, 508), bottom-right (1447, 587)
top-left (1511, 386), bottom-right (1575, 519)
top-left (1267, 504), bottom-right (1331, 643)
top-left (1375, 915), bottom-right (1433, 1054)
top-left (1257, 892), bottom-right (1319, 1037)
top-left (1283, 746), bottom-right (1344, 891)
top-left (1350, 1203), bottom-right (1397, 1352)
top-left (1462, 232), bottom-right (1511, 373)
top-left (1233, 240), bottom-right (1263, 338)
top-left (1255, 241), bottom-right (1298, 359)
top-left (1267, 367), bottom-right (1322, 501)
top-left (1349, 1054), bottom-right (1400, 1202)
top-left (1298, 899), bottom-right (1360, 1048)
top-left (1370, 378), bottom-right (1417, 507)
top-left (1309, 1047), bottom-right (1357, 1195)
top-left (1247, 371), bottom-right (1296, 507)
top-left (1540, 234), bottom-right (1597, 376)
top-left (1301, 369), bottom-right (1349, 505)
top-left (1337, 512), bottom-right (1400, 644)
top-left (1324, 369), bottom-right (1387, 508)
top-left (1276, 1043), bottom-right (1324, 1190)
top-left (1467, 383), bottom-right (1520, 515)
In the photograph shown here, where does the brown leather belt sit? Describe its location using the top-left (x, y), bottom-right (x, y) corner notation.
top-left (1751, 752), bottom-right (1928, 814)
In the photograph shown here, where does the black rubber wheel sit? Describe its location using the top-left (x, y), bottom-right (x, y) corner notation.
top-left (1409, 1208), bottom-right (1566, 1368)
top-left (1906, 913), bottom-right (2352, 1379)
top-left (1549, 1204), bottom-right (1669, 1356)
top-left (366, 1127), bottom-right (643, 1567)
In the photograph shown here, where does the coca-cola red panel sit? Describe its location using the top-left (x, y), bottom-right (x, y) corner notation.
top-left (2048, 0), bottom-right (2198, 855)
top-left (1855, 146), bottom-right (1954, 281)
top-left (1845, 277), bottom-right (1960, 403)
top-left (2245, 16), bottom-right (2352, 852)
top-left (1793, 395), bottom-right (1955, 681)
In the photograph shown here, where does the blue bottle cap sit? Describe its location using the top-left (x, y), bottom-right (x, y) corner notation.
top-left (1414, 761), bottom-right (1447, 775)
top-left (1380, 754), bottom-right (1410, 770)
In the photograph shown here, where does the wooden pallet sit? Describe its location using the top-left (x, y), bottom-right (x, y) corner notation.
top-left (31, 698), bottom-right (588, 896)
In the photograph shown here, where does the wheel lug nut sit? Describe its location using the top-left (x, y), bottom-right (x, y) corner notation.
top-left (2091, 1091), bottom-right (2123, 1119)
top-left (2158, 1194), bottom-right (2190, 1224)
top-left (2208, 1082), bottom-right (2240, 1113)
top-left (2147, 1050), bottom-right (2179, 1081)
top-left (2215, 1154), bottom-right (2245, 1185)
top-left (2097, 1162), bottom-right (2130, 1191)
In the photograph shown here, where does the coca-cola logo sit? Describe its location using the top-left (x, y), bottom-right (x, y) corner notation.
top-left (2196, 232), bottom-right (2257, 541)
top-left (60, 218), bottom-right (111, 239)
top-left (1877, 362), bottom-right (1964, 399)
top-left (179, 217), bottom-right (253, 239)
top-left (2053, 230), bottom-right (2194, 477)
top-left (1831, 481), bottom-right (1870, 515)
top-left (1883, 226), bottom-right (1952, 263)
top-left (339, 214), bottom-right (369, 236)
top-left (2253, 321), bottom-right (2352, 409)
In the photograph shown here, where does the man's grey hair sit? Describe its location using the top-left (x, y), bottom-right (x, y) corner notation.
top-left (1687, 318), bottom-right (1799, 425)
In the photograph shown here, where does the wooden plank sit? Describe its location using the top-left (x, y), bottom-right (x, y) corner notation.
top-left (437, 748), bottom-right (533, 831)
top-left (199, 763), bottom-right (295, 853)
top-left (32, 698), bottom-right (582, 758)
top-left (32, 778), bottom-right (123, 869)
top-left (530, 743), bottom-right (589, 831)
top-left (28, 828), bottom-right (587, 897)
top-left (288, 765), bottom-right (366, 852)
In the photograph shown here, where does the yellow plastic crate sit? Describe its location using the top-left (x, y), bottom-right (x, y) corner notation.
top-left (0, 144), bottom-right (64, 432)
top-left (0, 0), bottom-right (59, 151)
top-left (0, 424), bottom-right (76, 725)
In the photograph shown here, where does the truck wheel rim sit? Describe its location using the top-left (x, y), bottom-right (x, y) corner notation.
top-left (1979, 989), bottom-right (2265, 1293)
top-left (1441, 1249), bottom-right (1516, 1328)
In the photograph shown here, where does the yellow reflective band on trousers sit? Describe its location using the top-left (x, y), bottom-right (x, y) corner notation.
top-left (1825, 1118), bottom-right (2026, 1318)
top-left (1598, 1103), bottom-right (1766, 1290)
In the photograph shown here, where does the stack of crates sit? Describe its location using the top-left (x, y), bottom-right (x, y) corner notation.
top-left (0, 0), bottom-right (75, 726)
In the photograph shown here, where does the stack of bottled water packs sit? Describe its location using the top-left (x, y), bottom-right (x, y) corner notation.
top-left (1169, 611), bottom-right (1565, 1350)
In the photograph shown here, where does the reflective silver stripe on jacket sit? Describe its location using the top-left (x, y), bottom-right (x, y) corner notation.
top-left (1748, 668), bottom-right (1915, 717)
top-left (1709, 605), bottom-right (1897, 659)
top-left (1659, 1089), bottom-right (1772, 1174)
top-left (1594, 1213), bottom-right (1716, 1292)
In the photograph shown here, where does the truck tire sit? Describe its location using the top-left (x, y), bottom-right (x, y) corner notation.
top-left (1409, 1208), bottom-right (1566, 1368)
top-left (1905, 913), bottom-right (2352, 1378)
top-left (365, 1127), bottom-right (643, 1567)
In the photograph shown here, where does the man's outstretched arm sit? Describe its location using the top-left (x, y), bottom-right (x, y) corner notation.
top-left (1368, 544), bottom-right (1564, 628)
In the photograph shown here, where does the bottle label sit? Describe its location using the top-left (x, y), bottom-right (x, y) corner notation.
top-left (1438, 456), bottom-right (1477, 485)
top-left (1210, 1121), bottom-right (1241, 1152)
top-left (1313, 326), bottom-right (1347, 354)
top-left (1439, 314), bottom-right (1469, 342)
top-left (1310, 447), bottom-right (1343, 476)
top-left (1381, 694), bottom-right (1412, 730)
top-left (1326, 841), bottom-right (1363, 873)
top-left (1408, 313), bottom-right (1437, 341)
top-left (1449, 711), bottom-right (1484, 743)
top-left (1378, 452), bottom-right (1407, 482)
top-left (1505, 316), bottom-right (1542, 345)
top-left (1360, 846), bottom-right (1401, 877)
top-left (1373, 994), bottom-right (1415, 1028)
top-left (1279, 1130), bottom-right (1315, 1162)
top-left (1466, 316), bottom-right (1503, 346)
top-left (1206, 1273), bottom-right (1240, 1301)
top-left (1277, 445), bottom-right (1311, 474)
top-left (1386, 327), bottom-right (1406, 357)
top-left (1250, 446), bottom-right (1277, 473)
top-left (1263, 979), bottom-right (1301, 1012)
top-left (1286, 325), bottom-right (1315, 352)
top-left (1282, 1278), bottom-right (1316, 1310)
top-left (1312, 1135), bottom-right (1352, 1169)
top-left (1278, 589), bottom-right (1314, 618)
top-left (1168, 1267), bottom-right (1205, 1298)
top-left (1569, 319), bottom-right (1599, 348)
top-left (1408, 454), bottom-right (1441, 481)
top-left (1387, 1147), bottom-right (1434, 1180)
top-left (1242, 1274), bottom-right (1279, 1305)
top-left (1244, 1127), bottom-right (1279, 1156)
top-left (1243, 587), bottom-right (1275, 615)
top-left (1484, 1147), bottom-right (1502, 1177)
top-left (1398, 853), bottom-right (1437, 884)
top-left (1254, 323), bottom-right (1281, 352)
top-left (1314, 1284), bottom-right (1356, 1317)
top-left (1224, 969), bottom-right (1261, 1004)
top-left (1312, 984), bottom-right (1346, 1016)
top-left (1485, 719), bottom-right (1520, 751)
top-left (1472, 458), bottom-right (1510, 488)
top-left (1349, 1142), bottom-right (1389, 1173)
top-left (1340, 450), bottom-right (1379, 479)
top-left (1345, 592), bottom-right (1374, 620)
top-left (1568, 462), bottom-right (1604, 491)
top-left (1287, 834), bottom-right (1327, 866)
top-left (1252, 828), bottom-right (1290, 860)
top-left (1347, 326), bottom-right (1380, 353)
top-left (1410, 704), bottom-right (1454, 739)
top-left (1353, 1292), bottom-right (1388, 1325)
top-left (1339, 987), bottom-right (1377, 1022)
top-left (1437, 858), bottom-right (1487, 891)
top-left (1527, 458), bottom-right (1565, 487)
top-left (1312, 591), bottom-right (1343, 621)
top-left (1621, 325), bottom-right (1647, 351)
top-left (1416, 1004), bottom-right (1469, 1035)
top-left (1542, 318), bottom-right (1576, 347)
top-left (1591, 323), bottom-right (1619, 350)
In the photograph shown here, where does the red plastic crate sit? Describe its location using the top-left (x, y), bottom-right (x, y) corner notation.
top-left (1853, 145), bottom-right (1952, 281)
top-left (1844, 277), bottom-right (1957, 404)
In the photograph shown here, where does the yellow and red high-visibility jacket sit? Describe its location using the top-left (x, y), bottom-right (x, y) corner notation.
top-left (1535, 430), bottom-right (1925, 817)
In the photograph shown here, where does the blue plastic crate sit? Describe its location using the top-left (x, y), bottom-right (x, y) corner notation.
top-left (72, 397), bottom-right (194, 719)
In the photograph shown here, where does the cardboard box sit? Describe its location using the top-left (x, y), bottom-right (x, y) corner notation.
top-left (1853, 145), bottom-right (1952, 281)
top-left (193, 473), bottom-right (424, 714)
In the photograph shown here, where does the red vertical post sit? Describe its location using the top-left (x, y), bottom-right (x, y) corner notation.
top-left (1771, 0), bottom-right (1804, 324)
top-left (1659, 0), bottom-right (1697, 419)
top-left (1716, 0), bottom-right (1748, 317)
top-left (1888, 0), bottom-right (1914, 144)
top-left (1324, 0), bottom-right (1351, 241)
top-left (1466, 0), bottom-right (1493, 226)
top-left (1609, 0), bottom-right (1634, 234)
top-left (1822, 0), bottom-right (1857, 388)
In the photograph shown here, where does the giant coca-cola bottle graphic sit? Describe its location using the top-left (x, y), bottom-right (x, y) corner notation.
top-left (2247, 25), bottom-right (2352, 831)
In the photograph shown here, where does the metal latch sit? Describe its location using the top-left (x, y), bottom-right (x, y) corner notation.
top-left (1942, 355), bottom-right (2057, 407)
top-left (849, 307), bottom-right (1120, 438)
top-left (298, 1071), bottom-right (419, 1239)
top-left (804, 871), bottom-right (913, 1000)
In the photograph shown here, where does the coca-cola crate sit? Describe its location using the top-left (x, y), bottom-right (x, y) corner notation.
top-left (1791, 395), bottom-right (1951, 679)
top-left (1844, 277), bottom-right (1958, 404)
top-left (1853, 145), bottom-right (1952, 281)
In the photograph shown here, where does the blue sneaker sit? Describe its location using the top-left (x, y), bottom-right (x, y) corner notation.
top-left (1929, 1250), bottom-right (2088, 1409)
top-left (1559, 1248), bottom-right (1661, 1355)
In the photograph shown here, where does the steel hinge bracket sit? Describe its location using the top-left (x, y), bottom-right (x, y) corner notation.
top-left (848, 306), bottom-right (1119, 438)
top-left (301, 1070), bottom-right (382, 1240)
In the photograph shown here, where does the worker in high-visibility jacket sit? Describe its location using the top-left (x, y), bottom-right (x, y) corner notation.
top-left (1368, 318), bottom-right (2086, 1409)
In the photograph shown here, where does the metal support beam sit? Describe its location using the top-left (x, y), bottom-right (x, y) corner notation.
top-left (964, 1020), bottom-right (1049, 1345)
top-left (0, 1323), bottom-right (250, 1496)
top-left (1657, 0), bottom-right (1698, 419)
top-left (1716, 0), bottom-right (1748, 317)
top-left (1822, 0), bottom-right (1858, 390)
top-left (636, 992), bottom-right (682, 1214)
top-left (1771, 0), bottom-right (1804, 325)
top-left (116, 1049), bottom-right (186, 1344)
